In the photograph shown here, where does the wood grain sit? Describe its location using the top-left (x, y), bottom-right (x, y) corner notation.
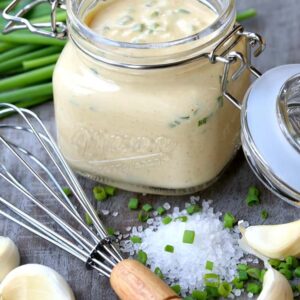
top-left (1, 1), bottom-right (300, 299)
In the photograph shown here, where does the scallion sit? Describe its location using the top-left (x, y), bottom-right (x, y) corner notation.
top-left (93, 186), bottom-right (107, 202)
top-left (182, 230), bottom-right (195, 244)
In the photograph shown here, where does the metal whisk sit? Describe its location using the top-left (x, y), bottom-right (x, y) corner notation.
top-left (0, 103), bottom-right (179, 300)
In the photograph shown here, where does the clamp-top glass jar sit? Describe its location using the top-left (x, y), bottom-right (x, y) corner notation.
top-left (51, 0), bottom-right (264, 195)
top-left (2, 0), bottom-right (264, 195)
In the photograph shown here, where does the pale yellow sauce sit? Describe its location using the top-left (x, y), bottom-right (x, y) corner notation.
top-left (86, 0), bottom-right (217, 43)
top-left (53, 0), bottom-right (249, 193)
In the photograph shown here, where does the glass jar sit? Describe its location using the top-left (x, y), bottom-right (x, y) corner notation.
top-left (52, 0), bottom-right (254, 195)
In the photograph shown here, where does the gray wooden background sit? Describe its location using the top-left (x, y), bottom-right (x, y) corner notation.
top-left (1, 0), bottom-right (300, 299)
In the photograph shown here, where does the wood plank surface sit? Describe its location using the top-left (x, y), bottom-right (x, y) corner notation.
top-left (1, 0), bottom-right (300, 299)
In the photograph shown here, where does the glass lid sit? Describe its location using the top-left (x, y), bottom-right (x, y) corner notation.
top-left (241, 64), bottom-right (300, 207)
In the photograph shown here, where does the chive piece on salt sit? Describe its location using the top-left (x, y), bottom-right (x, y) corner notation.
top-left (191, 290), bottom-right (207, 300)
top-left (182, 230), bottom-right (195, 244)
top-left (154, 267), bottom-right (164, 279)
top-left (279, 268), bottom-right (293, 280)
top-left (186, 204), bottom-right (201, 215)
top-left (130, 236), bottom-right (142, 244)
top-left (260, 269), bottom-right (267, 282)
top-left (128, 197), bottom-right (139, 210)
top-left (104, 186), bottom-right (117, 196)
top-left (137, 250), bottom-right (147, 265)
top-left (294, 267), bottom-right (300, 278)
top-left (268, 258), bottom-right (281, 268)
top-left (138, 210), bottom-right (149, 222)
top-left (62, 187), bottom-right (72, 197)
top-left (205, 261), bottom-right (214, 271)
top-left (93, 186), bottom-right (107, 202)
top-left (238, 270), bottom-right (248, 281)
top-left (156, 206), bottom-right (166, 215)
top-left (286, 256), bottom-right (299, 268)
top-left (237, 264), bottom-right (248, 271)
top-left (175, 216), bottom-right (188, 222)
top-left (171, 284), bottom-right (181, 294)
top-left (204, 273), bottom-right (220, 288)
top-left (164, 245), bottom-right (174, 253)
top-left (246, 282), bottom-right (262, 294)
top-left (162, 216), bottom-right (172, 225)
top-left (142, 203), bottom-right (153, 212)
top-left (247, 268), bottom-right (261, 280)
top-left (223, 212), bottom-right (236, 229)
top-left (218, 282), bottom-right (232, 297)
top-left (232, 277), bottom-right (244, 289)
top-left (84, 213), bottom-right (93, 226)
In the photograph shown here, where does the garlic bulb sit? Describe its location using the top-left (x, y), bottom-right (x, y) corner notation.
top-left (241, 220), bottom-right (300, 259)
top-left (0, 264), bottom-right (76, 300)
top-left (0, 237), bottom-right (20, 282)
top-left (257, 267), bottom-right (293, 300)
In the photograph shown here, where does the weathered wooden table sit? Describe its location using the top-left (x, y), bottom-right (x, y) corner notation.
top-left (1, 0), bottom-right (300, 299)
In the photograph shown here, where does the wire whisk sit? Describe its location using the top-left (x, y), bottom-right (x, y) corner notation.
top-left (0, 103), bottom-right (180, 300)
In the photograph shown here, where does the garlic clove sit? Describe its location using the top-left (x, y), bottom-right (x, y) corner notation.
top-left (257, 267), bottom-right (293, 300)
top-left (242, 220), bottom-right (300, 259)
top-left (0, 237), bottom-right (20, 282)
top-left (0, 264), bottom-right (76, 300)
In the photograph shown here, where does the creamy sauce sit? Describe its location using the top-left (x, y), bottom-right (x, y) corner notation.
top-left (86, 0), bottom-right (217, 43)
top-left (53, 0), bottom-right (249, 194)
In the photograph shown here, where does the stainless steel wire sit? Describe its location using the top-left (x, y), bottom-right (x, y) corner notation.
top-left (0, 103), bottom-right (123, 278)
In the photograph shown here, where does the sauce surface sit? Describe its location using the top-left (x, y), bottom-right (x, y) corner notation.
top-left (86, 0), bottom-right (217, 43)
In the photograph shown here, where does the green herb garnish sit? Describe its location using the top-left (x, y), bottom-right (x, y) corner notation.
top-left (170, 284), bottom-right (181, 294)
top-left (93, 186), bottom-right (107, 202)
top-left (246, 186), bottom-right (260, 206)
top-left (156, 206), bottom-right (166, 215)
top-left (130, 236), bottom-right (142, 244)
top-left (223, 212), bottom-right (236, 229)
top-left (138, 210), bottom-right (149, 222)
top-left (205, 261), bottom-right (214, 271)
top-left (62, 187), bottom-right (72, 197)
top-left (261, 209), bottom-right (268, 220)
top-left (128, 197), bottom-right (139, 210)
top-left (154, 267), bottom-right (164, 279)
top-left (182, 230), bottom-right (195, 244)
top-left (164, 245), bottom-right (174, 253)
top-left (142, 203), bottom-right (153, 212)
top-left (218, 282), bottom-right (232, 297)
top-left (84, 213), bottom-right (93, 226)
top-left (137, 250), bottom-right (147, 265)
top-left (186, 204), bottom-right (201, 215)
top-left (162, 216), bottom-right (172, 225)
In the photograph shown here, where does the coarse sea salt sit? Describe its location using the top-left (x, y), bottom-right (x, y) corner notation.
top-left (121, 201), bottom-right (244, 296)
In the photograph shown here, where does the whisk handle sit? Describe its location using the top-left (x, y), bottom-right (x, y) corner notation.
top-left (110, 259), bottom-right (181, 300)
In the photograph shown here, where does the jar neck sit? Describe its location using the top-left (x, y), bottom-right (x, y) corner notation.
top-left (67, 0), bottom-right (236, 67)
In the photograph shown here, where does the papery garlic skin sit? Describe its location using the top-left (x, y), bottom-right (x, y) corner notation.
top-left (257, 268), bottom-right (293, 300)
top-left (0, 237), bottom-right (20, 282)
top-left (243, 220), bottom-right (300, 259)
top-left (0, 264), bottom-right (75, 300)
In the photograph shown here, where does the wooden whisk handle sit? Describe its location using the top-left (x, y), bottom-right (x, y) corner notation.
top-left (110, 259), bottom-right (181, 300)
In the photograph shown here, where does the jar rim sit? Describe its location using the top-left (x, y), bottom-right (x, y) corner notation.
top-left (67, 0), bottom-right (236, 50)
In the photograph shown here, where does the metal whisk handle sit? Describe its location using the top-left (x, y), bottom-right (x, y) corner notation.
top-left (111, 259), bottom-right (181, 300)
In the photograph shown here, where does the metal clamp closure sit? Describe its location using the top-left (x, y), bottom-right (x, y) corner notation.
top-left (2, 0), bottom-right (67, 39)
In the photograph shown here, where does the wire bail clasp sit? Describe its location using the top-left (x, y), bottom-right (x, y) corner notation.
top-left (209, 25), bottom-right (266, 110)
top-left (2, 0), bottom-right (67, 39)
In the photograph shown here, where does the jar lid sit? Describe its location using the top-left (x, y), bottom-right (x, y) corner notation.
top-left (241, 64), bottom-right (300, 207)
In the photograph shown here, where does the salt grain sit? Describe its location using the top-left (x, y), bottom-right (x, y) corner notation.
top-left (163, 202), bottom-right (171, 210)
top-left (112, 212), bottom-right (119, 217)
top-left (101, 210), bottom-right (110, 216)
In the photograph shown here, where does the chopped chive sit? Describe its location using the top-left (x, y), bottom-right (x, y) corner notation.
top-left (246, 282), bottom-right (262, 294)
top-left (62, 187), bottom-right (72, 197)
top-left (186, 204), bottom-right (201, 215)
top-left (204, 273), bottom-right (220, 288)
top-left (246, 186), bottom-right (260, 206)
top-left (150, 10), bottom-right (160, 17)
top-left (259, 269), bottom-right (267, 282)
top-left (93, 186), bottom-right (107, 202)
top-left (278, 262), bottom-right (291, 270)
top-left (182, 230), bottom-right (195, 244)
top-left (138, 210), bottom-right (149, 222)
top-left (247, 268), bottom-right (261, 280)
top-left (268, 258), bottom-right (281, 268)
top-left (154, 267), bottom-right (164, 279)
top-left (107, 227), bottom-right (115, 236)
top-left (286, 256), bottom-right (299, 268)
top-left (204, 286), bottom-right (219, 297)
top-left (164, 245), bottom-right (174, 253)
top-left (176, 8), bottom-right (190, 14)
top-left (223, 212), bottom-right (236, 229)
top-left (175, 216), bottom-right (188, 222)
top-left (205, 261), bottom-right (214, 271)
top-left (156, 206), bottom-right (166, 215)
top-left (84, 213), bottom-right (93, 226)
top-left (162, 216), bottom-right (172, 225)
top-left (137, 250), bottom-right (147, 265)
top-left (104, 186), bottom-right (117, 196)
top-left (236, 8), bottom-right (257, 22)
top-left (142, 203), bottom-right (153, 212)
top-left (232, 277), bottom-right (244, 289)
top-left (237, 264), bottom-right (248, 271)
top-left (130, 236), bottom-right (142, 244)
top-left (191, 290), bottom-right (207, 300)
top-left (294, 267), bottom-right (300, 278)
top-left (261, 209), bottom-right (268, 220)
top-left (218, 282), bottom-right (232, 297)
top-left (117, 15), bottom-right (133, 25)
top-left (279, 268), bottom-right (293, 280)
top-left (132, 23), bottom-right (146, 32)
top-left (238, 270), bottom-right (248, 281)
top-left (128, 197), bottom-right (139, 210)
top-left (170, 284), bottom-right (181, 294)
